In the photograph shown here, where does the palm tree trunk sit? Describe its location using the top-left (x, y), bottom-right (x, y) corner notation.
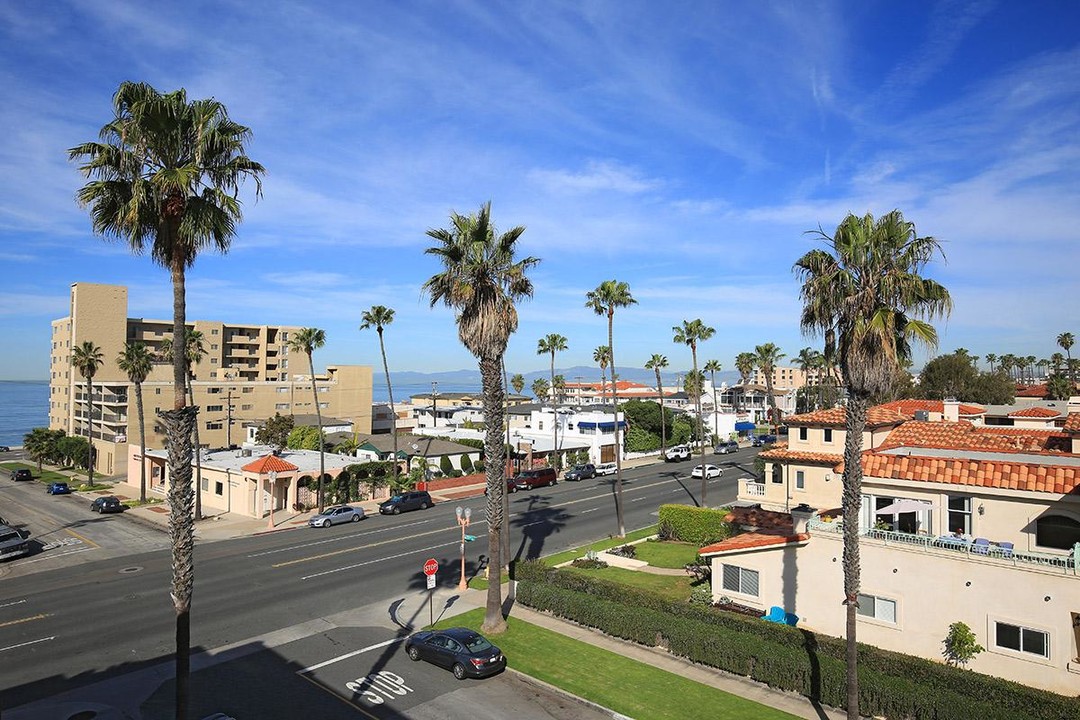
top-left (550, 353), bottom-right (558, 472)
top-left (608, 313), bottom-right (625, 538)
top-left (136, 382), bottom-right (147, 503)
top-left (309, 355), bottom-right (324, 513)
top-left (501, 360), bottom-right (511, 570)
top-left (691, 346), bottom-right (706, 506)
top-left (86, 376), bottom-right (94, 485)
top-left (842, 393), bottom-right (868, 720)
top-left (479, 353), bottom-right (507, 634)
top-left (655, 369), bottom-right (666, 459)
top-left (378, 329), bottom-right (398, 490)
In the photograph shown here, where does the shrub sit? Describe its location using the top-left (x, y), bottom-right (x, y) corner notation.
top-left (460, 454), bottom-right (474, 473)
top-left (440, 455), bottom-right (453, 476)
top-left (570, 557), bottom-right (608, 570)
top-left (657, 504), bottom-right (735, 545)
top-left (688, 587), bottom-right (714, 606)
top-left (607, 544), bottom-right (637, 559)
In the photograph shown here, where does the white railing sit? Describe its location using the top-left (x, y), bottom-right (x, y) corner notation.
top-left (745, 482), bottom-right (766, 497)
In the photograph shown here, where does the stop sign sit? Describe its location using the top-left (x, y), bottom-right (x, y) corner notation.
top-left (423, 558), bottom-right (439, 576)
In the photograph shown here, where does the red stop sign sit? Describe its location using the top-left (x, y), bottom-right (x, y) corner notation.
top-left (423, 558), bottom-right (439, 576)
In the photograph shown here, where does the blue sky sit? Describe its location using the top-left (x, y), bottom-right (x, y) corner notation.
top-left (2, 1), bottom-right (1078, 381)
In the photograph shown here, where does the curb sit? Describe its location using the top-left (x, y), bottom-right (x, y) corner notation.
top-left (506, 668), bottom-right (632, 720)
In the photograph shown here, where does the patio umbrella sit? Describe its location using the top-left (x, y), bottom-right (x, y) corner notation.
top-left (876, 498), bottom-right (935, 515)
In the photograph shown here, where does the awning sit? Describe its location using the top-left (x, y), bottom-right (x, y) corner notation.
top-left (876, 499), bottom-right (935, 515)
top-left (597, 421), bottom-right (627, 430)
top-left (577, 422), bottom-right (597, 429)
top-left (735, 422), bottom-right (756, 431)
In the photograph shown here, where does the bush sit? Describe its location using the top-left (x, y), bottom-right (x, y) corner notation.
top-left (570, 557), bottom-right (609, 570)
top-left (657, 504), bottom-right (735, 545)
top-left (688, 587), bottom-right (714, 606)
top-left (460, 454), bottom-right (474, 473)
top-left (607, 544), bottom-right (637, 559)
top-left (440, 455), bottom-right (453, 476)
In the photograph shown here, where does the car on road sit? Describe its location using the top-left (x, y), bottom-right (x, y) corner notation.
top-left (751, 434), bottom-right (778, 447)
top-left (564, 463), bottom-right (596, 481)
top-left (405, 627), bottom-right (506, 680)
top-left (691, 464), bottom-right (723, 479)
top-left (0, 524), bottom-right (29, 560)
top-left (11, 468), bottom-right (32, 481)
top-left (0, 445), bottom-right (10, 452)
top-left (594, 462), bottom-right (618, 476)
top-left (512, 467), bottom-right (557, 491)
top-left (379, 491), bottom-right (433, 515)
top-left (714, 440), bottom-right (739, 454)
top-left (664, 445), bottom-right (691, 462)
top-left (46, 482), bottom-right (71, 495)
top-left (90, 496), bottom-right (124, 513)
top-left (308, 505), bottom-right (365, 527)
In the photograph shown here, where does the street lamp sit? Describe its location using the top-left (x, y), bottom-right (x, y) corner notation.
top-left (267, 470), bottom-right (278, 529)
top-left (455, 506), bottom-right (471, 591)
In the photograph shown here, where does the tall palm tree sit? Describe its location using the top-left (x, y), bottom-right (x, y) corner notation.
top-left (673, 319), bottom-right (714, 502)
top-left (703, 359), bottom-right (722, 445)
top-left (796, 209), bottom-right (951, 720)
top-left (531, 377), bottom-right (550, 402)
top-left (71, 81), bottom-right (263, 719)
top-left (71, 341), bottom-right (104, 483)
top-left (645, 354), bottom-right (669, 459)
top-left (161, 330), bottom-right (208, 520)
top-left (537, 334), bottom-right (568, 470)
top-left (999, 353), bottom-right (1016, 382)
top-left (1050, 352), bottom-right (1065, 375)
top-left (289, 328), bottom-right (327, 512)
top-left (795, 347), bottom-right (822, 411)
top-left (1024, 355), bottom-right (1037, 385)
top-left (586, 280), bottom-right (637, 537)
top-left (510, 373), bottom-right (525, 396)
top-left (424, 201), bottom-right (538, 635)
top-left (735, 351), bottom-right (756, 415)
top-left (1057, 332), bottom-right (1074, 382)
top-left (118, 342), bottom-right (153, 503)
top-left (754, 343), bottom-right (786, 432)
top-left (593, 345), bottom-right (610, 405)
top-left (985, 353), bottom-right (997, 374)
top-left (361, 306), bottom-right (399, 488)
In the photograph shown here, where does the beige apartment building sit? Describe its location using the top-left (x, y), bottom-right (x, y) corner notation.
top-left (746, 364), bottom-right (830, 390)
top-left (49, 283), bottom-right (373, 478)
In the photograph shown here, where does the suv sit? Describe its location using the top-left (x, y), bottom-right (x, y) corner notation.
top-left (11, 468), bottom-right (32, 481)
top-left (751, 434), bottom-right (778, 447)
top-left (564, 464), bottom-right (596, 481)
top-left (714, 440), bottom-right (739, 454)
top-left (512, 467), bottom-right (557, 491)
top-left (0, 524), bottom-right (29, 560)
top-left (379, 491), bottom-right (434, 515)
top-left (664, 445), bottom-right (691, 462)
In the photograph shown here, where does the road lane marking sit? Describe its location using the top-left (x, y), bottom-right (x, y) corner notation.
top-left (0, 599), bottom-right (27, 609)
top-left (296, 671), bottom-right (382, 720)
top-left (274, 523), bottom-right (485, 569)
top-left (630, 497), bottom-right (647, 502)
top-left (580, 508), bottom-right (598, 513)
top-left (300, 541), bottom-right (459, 580)
top-left (299, 637), bottom-right (402, 673)
top-left (0, 636), bottom-right (55, 653)
top-left (248, 516), bottom-right (441, 558)
top-left (0, 613), bottom-right (49, 629)
top-left (65, 527), bottom-right (99, 548)
top-left (18, 547), bottom-right (92, 565)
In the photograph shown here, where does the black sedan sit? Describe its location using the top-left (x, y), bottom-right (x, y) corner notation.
top-left (405, 627), bottom-right (506, 680)
top-left (90, 496), bottom-right (124, 513)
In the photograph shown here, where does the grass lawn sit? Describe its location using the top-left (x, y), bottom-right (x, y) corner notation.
top-left (435, 608), bottom-right (799, 720)
top-left (561, 563), bottom-right (697, 601)
top-left (633, 539), bottom-right (700, 569)
top-left (541, 524), bottom-right (659, 567)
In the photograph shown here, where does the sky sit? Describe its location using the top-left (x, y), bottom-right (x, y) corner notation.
top-left (1, 1), bottom-right (1078, 381)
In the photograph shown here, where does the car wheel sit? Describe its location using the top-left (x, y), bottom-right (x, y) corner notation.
top-left (351, 514), bottom-right (361, 522)
top-left (321, 519), bottom-right (332, 528)
top-left (392, 507), bottom-right (401, 515)
top-left (452, 663), bottom-right (467, 680)
top-left (419, 502), bottom-right (428, 510)
top-left (407, 646), bottom-right (421, 661)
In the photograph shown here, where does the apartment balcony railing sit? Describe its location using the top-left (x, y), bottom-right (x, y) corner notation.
top-left (807, 517), bottom-right (1078, 575)
top-left (744, 481), bottom-right (767, 498)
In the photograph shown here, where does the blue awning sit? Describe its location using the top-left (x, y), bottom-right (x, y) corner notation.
top-left (735, 422), bottom-right (756, 431)
top-left (597, 421), bottom-right (627, 430)
top-left (578, 422), bottom-right (597, 429)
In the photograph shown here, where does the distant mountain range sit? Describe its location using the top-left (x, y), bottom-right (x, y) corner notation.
top-left (379, 365), bottom-right (741, 389)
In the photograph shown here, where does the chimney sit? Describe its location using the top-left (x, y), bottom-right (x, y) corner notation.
top-left (943, 397), bottom-right (960, 423)
top-left (790, 503), bottom-right (816, 534)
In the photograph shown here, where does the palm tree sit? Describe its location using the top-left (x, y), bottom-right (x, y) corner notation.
top-left (161, 330), bottom-right (208, 520)
top-left (735, 351), bottom-right (756, 415)
top-left (985, 353), bottom-right (997, 374)
top-left (71, 81), bottom-right (263, 719)
top-left (424, 201), bottom-right (538, 635)
top-left (586, 280), bottom-right (637, 537)
top-left (288, 328), bottom-right (327, 512)
top-left (1024, 355), bottom-right (1037, 385)
top-left (537, 334), bottom-right (568, 470)
top-left (1057, 332), bottom-right (1074, 382)
top-left (531, 377), bottom-right (550, 402)
top-left (795, 347), bottom-right (822, 411)
top-left (23, 427), bottom-right (55, 472)
top-left (796, 209), bottom-right (951, 720)
top-left (593, 345), bottom-right (610, 405)
top-left (117, 342), bottom-right (153, 503)
top-left (1050, 352), bottom-right (1065, 375)
top-left (754, 343), bottom-right (786, 432)
top-left (510, 373), bottom-right (525, 396)
top-left (645, 354), bottom-right (669, 459)
top-left (704, 360), bottom-right (723, 445)
top-left (673, 319), bottom-right (714, 502)
top-left (71, 341), bottom-right (105, 484)
top-left (999, 353), bottom-right (1016, 382)
top-left (361, 306), bottom-right (399, 489)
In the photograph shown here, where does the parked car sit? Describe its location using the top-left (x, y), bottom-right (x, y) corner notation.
top-left (691, 464), bottom-right (723, 479)
top-left (594, 462), bottom-right (618, 476)
top-left (308, 505), bottom-right (365, 527)
top-left (0, 445), bottom-right (10, 452)
top-left (714, 440), bottom-right (739, 454)
top-left (512, 467), bottom-right (557, 491)
top-left (405, 627), bottom-right (506, 680)
top-left (10, 468), bottom-right (32, 481)
top-left (564, 464), bottom-right (596, 481)
top-left (664, 445), bottom-right (691, 462)
top-left (0, 524), bottom-right (29, 560)
top-left (379, 491), bottom-right (433, 515)
top-left (751, 434), bottom-right (778, 447)
top-left (90, 496), bottom-right (124, 513)
top-left (46, 482), bottom-right (71, 495)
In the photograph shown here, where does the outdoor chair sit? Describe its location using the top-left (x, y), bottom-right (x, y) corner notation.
top-left (761, 606), bottom-right (786, 623)
top-left (971, 538), bottom-right (991, 555)
top-left (996, 541), bottom-right (1014, 558)
top-left (784, 612), bottom-right (799, 627)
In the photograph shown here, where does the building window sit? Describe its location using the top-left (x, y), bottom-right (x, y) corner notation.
top-left (771, 463), bottom-right (782, 484)
top-left (207, 387), bottom-right (221, 394)
top-left (206, 422), bottom-right (222, 430)
top-left (210, 358), bottom-right (218, 365)
top-left (275, 403), bottom-right (289, 410)
top-left (319, 402), bottom-right (329, 409)
top-left (215, 481), bottom-right (224, 495)
top-left (155, 388), bottom-right (161, 395)
top-left (242, 404), bottom-right (253, 411)
top-left (947, 496), bottom-right (972, 535)
top-left (211, 329), bottom-right (219, 335)
top-left (798, 427), bottom-right (807, 441)
top-left (721, 564), bottom-right (759, 597)
top-left (538, 421), bottom-right (544, 431)
top-left (277, 387), bottom-right (289, 393)
top-left (994, 621), bottom-right (1049, 659)
top-left (795, 470), bottom-right (805, 490)
top-left (823, 428), bottom-right (833, 443)
top-left (856, 593), bottom-right (896, 623)
top-left (1034, 515), bottom-right (1080, 550)
top-left (206, 405), bottom-right (223, 412)
top-left (243, 387), bottom-right (253, 394)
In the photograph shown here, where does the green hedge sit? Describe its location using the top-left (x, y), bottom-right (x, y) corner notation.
top-left (515, 561), bottom-right (1079, 720)
top-left (657, 504), bottom-right (735, 545)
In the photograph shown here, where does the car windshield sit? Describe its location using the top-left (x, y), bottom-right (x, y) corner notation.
top-left (388, 495), bottom-right (404, 502)
top-left (463, 635), bottom-right (493, 652)
top-left (0, 531), bottom-right (19, 542)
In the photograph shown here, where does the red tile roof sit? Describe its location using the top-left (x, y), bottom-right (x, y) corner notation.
top-left (242, 454), bottom-right (299, 473)
top-left (783, 405), bottom-right (910, 428)
top-left (1066, 413), bottom-right (1080, 433)
top-left (876, 421), bottom-right (1068, 455)
top-left (699, 532), bottom-right (810, 555)
top-left (725, 506), bottom-right (794, 533)
top-left (1015, 384), bottom-right (1048, 398)
top-left (876, 399), bottom-right (985, 416)
top-left (862, 453), bottom-right (1080, 495)
top-left (759, 445), bottom-right (845, 466)
top-left (1007, 406), bottom-right (1062, 418)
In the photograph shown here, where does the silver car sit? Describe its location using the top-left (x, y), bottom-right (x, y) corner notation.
top-left (308, 505), bottom-right (365, 527)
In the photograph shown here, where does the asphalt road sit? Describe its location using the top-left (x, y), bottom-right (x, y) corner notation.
top-left (0, 448), bottom-right (758, 716)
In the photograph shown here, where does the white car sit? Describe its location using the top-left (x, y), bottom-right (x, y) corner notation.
top-left (691, 464), bottom-right (723, 479)
top-left (595, 462), bottom-right (618, 476)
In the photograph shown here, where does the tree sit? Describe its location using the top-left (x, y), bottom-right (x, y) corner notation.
top-left (287, 425), bottom-right (322, 450)
top-left (942, 621), bottom-right (984, 667)
top-left (161, 329), bottom-right (208, 520)
top-left (537, 333), bottom-right (568, 467)
top-left (423, 201), bottom-right (538, 635)
top-left (289, 328), bottom-right (327, 513)
top-left (754, 343), bottom-right (785, 432)
top-left (586, 280), bottom-right (637, 537)
top-left (24, 427), bottom-right (62, 472)
top-left (71, 341), bottom-right (104, 485)
top-left (795, 347), bottom-right (823, 411)
top-left (1046, 373), bottom-right (1072, 400)
top-left (984, 353), bottom-right (997, 373)
top-left (71, 81), bottom-right (264, 719)
top-left (796, 209), bottom-right (951, 720)
top-left (919, 354), bottom-right (1014, 404)
top-left (735, 351), bottom-right (756, 414)
top-left (118, 342), bottom-right (153, 503)
top-left (594, 345), bottom-right (611, 405)
top-left (1058, 332), bottom-right (1075, 382)
top-left (510, 373), bottom-right (525, 396)
top-left (256, 413), bottom-right (294, 449)
top-left (704, 360), bottom-right (722, 445)
top-left (644, 354), bottom-right (669, 459)
top-left (361, 306), bottom-right (399, 490)
top-left (673, 319), bottom-right (715, 503)
top-left (531, 377), bottom-right (550, 402)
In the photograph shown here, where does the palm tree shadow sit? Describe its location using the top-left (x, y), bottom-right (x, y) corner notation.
top-left (509, 494), bottom-right (573, 563)
top-left (666, 471), bottom-right (700, 507)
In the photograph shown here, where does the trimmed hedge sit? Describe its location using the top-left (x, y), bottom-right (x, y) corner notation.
top-left (657, 504), bottom-right (735, 545)
top-left (516, 561), bottom-right (1080, 720)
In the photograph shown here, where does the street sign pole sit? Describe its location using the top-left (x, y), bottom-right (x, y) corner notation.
top-left (423, 558), bottom-right (439, 627)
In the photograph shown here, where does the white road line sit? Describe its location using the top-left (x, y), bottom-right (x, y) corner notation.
top-left (580, 508), bottom-right (598, 513)
top-left (299, 637), bottom-right (402, 673)
top-left (248, 516), bottom-right (441, 557)
top-left (18, 547), bottom-right (92, 565)
top-left (0, 636), bottom-right (55, 653)
top-left (0, 599), bottom-right (27, 609)
top-left (300, 541), bottom-right (459, 581)
top-left (630, 497), bottom-right (647, 502)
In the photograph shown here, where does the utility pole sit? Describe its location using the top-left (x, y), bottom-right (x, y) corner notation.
top-left (225, 387), bottom-right (236, 448)
top-left (431, 380), bottom-right (439, 430)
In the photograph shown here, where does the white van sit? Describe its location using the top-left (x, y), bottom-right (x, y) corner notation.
top-left (595, 462), bottom-right (618, 476)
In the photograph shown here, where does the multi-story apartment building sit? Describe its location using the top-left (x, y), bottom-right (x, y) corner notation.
top-left (746, 365), bottom-right (830, 390)
top-left (50, 283), bottom-right (373, 478)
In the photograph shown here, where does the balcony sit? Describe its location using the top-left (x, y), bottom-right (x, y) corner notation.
top-left (743, 480), bottom-right (766, 498)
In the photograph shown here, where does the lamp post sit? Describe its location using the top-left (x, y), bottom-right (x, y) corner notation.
top-left (455, 506), bottom-right (471, 591)
top-left (267, 470), bottom-right (278, 529)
